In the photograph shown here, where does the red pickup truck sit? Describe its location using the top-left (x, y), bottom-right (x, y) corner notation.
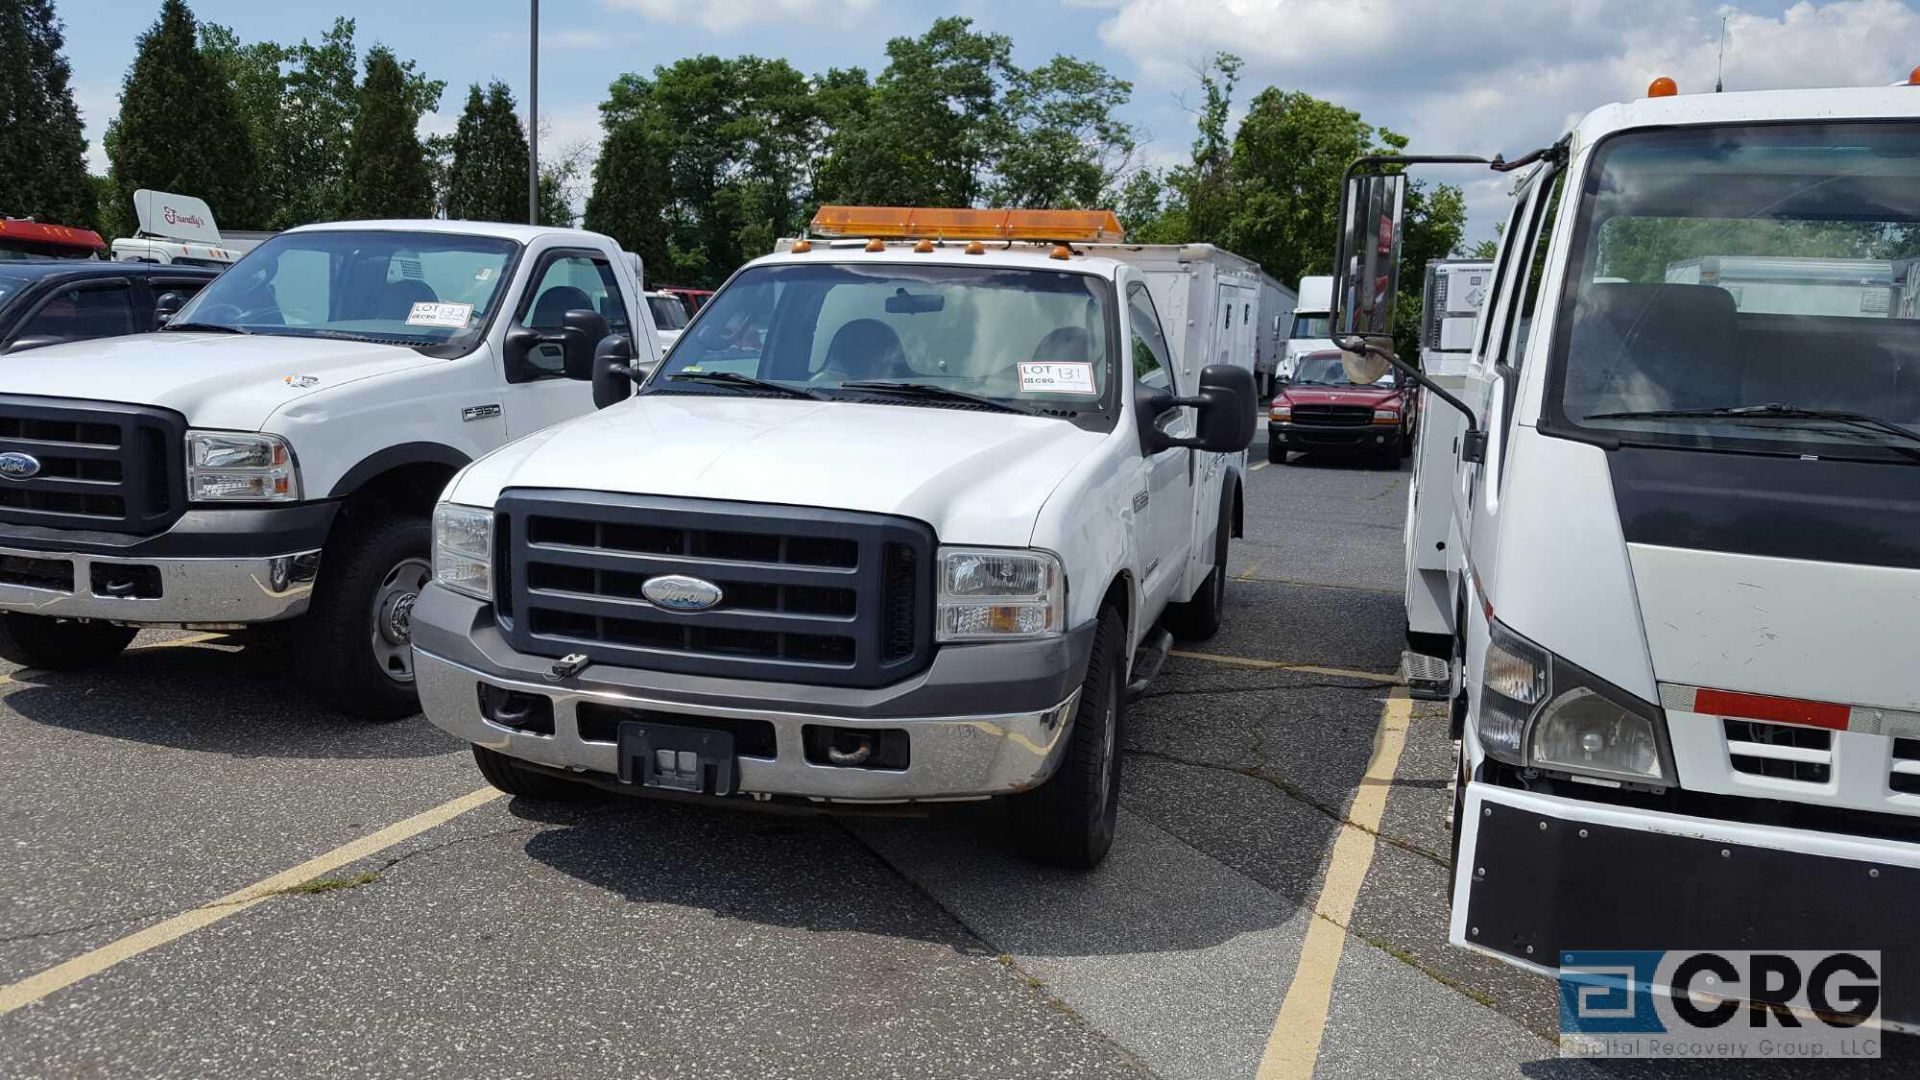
top-left (1267, 350), bottom-right (1417, 466)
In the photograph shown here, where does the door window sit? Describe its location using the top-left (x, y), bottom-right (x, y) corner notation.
top-left (1128, 284), bottom-right (1174, 391)
top-left (519, 254), bottom-right (630, 377)
top-left (16, 283), bottom-right (136, 346)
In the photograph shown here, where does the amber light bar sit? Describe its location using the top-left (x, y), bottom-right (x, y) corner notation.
top-left (810, 205), bottom-right (1124, 244)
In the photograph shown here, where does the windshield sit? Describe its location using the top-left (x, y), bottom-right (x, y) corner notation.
top-left (171, 230), bottom-right (519, 347)
top-left (0, 276), bottom-right (25, 309)
top-left (1292, 354), bottom-right (1391, 387)
top-left (1553, 122), bottom-right (1920, 463)
top-left (647, 294), bottom-right (689, 330)
top-left (1291, 313), bottom-right (1332, 339)
top-left (654, 262), bottom-right (1116, 417)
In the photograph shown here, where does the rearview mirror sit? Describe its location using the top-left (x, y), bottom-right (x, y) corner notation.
top-left (592, 333), bottom-right (637, 409)
top-left (1136, 364), bottom-right (1257, 455)
top-left (561, 309), bottom-right (610, 381)
top-left (153, 291), bottom-right (188, 327)
top-left (1331, 172), bottom-right (1406, 345)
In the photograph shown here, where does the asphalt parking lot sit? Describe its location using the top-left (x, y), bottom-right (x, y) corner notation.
top-left (2, 439), bottom-right (1914, 1079)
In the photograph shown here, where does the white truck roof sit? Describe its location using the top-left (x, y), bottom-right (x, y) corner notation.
top-left (290, 219), bottom-right (618, 245)
top-left (1572, 85), bottom-right (1919, 152)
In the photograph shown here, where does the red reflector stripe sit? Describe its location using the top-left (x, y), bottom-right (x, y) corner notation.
top-left (1694, 688), bottom-right (1850, 730)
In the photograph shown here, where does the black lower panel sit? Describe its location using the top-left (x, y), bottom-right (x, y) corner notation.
top-left (1464, 794), bottom-right (1920, 1023)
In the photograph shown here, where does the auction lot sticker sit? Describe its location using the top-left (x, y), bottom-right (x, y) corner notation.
top-left (406, 301), bottom-right (474, 329)
top-left (1559, 950), bottom-right (1882, 1059)
top-left (1019, 361), bottom-right (1096, 394)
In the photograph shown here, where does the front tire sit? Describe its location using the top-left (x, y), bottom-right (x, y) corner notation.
top-left (295, 514), bottom-right (431, 721)
top-left (472, 745), bottom-right (601, 801)
top-left (1267, 437), bottom-right (1286, 465)
top-left (1008, 605), bottom-right (1126, 869)
top-left (0, 614), bottom-right (136, 670)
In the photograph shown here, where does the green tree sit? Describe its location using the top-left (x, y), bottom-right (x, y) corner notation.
top-left (993, 55), bottom-right (1136, 209)
top-left (341, 47), bottom-right (433, 219)
top-left (0, 0), bottom-right (97, 229)
top-left (445, 81), bottom-right (531, 224)
top-left (582, 117), bottom-right (670, 277)
top-left (106, 0), bottom-right (262, 229)
top-left (1158, 53), bottom-right (1241, 247)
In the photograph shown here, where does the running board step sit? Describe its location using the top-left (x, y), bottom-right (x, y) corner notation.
top-left (1401, 649), bottom-right (1452, 701)
top-left (1126, 628), bottom-right (1175, 700)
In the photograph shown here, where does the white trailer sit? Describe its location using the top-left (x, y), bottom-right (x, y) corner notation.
top-left (1087, 243), bottom-right (1268, 392)
top-left (1665, 255), bottom-right (1896, 317)
top-left (1254, 275), bottom-right (1296, 396)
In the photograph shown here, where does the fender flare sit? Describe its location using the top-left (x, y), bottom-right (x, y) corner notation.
top-left (327, 442), bottom-right (473, 498)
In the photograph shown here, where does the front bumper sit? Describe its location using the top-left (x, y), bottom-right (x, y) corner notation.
top-left (0, 544), bottom-right (321, 624)
top-left (412, 584), bottom-right (1098, 803)
top-left (1452, 783), bottom-right (1920, 1026)
top-left (1269, 421), bottom-right (1399, 451)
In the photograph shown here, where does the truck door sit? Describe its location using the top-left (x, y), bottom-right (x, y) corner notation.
top-left (1126, 281), bottom-right (1195, 616)
top-left (503, 248), bottom-right (633, 438)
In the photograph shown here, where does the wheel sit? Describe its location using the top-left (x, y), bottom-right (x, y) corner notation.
top-left (1267, 438), bottom-right (1286, 465)
top-left (1008, 604), bottom-right (1126, 869)
top-left (294, 513), bottom-right (431, 720)
top-left (1163, 491), bottom-right (1231, 642)
top-left (472, 745), bottom-right (601, 801)
top-left (0, 614), bottom-right (136, 669)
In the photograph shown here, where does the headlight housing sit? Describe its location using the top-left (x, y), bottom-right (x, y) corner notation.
top-left (186, 431), bottom-right (299, 502)
top-left (1271, 402), bottom-right (1291, 421)
top-left (1372, 407), bottom-right (1399, 423)
top-left (432, 503), bottom-right (494, 601)
top-left (935, 547), bottom-right (1064, 642)
top-left (1477, 618), bottom-right (1672, 786)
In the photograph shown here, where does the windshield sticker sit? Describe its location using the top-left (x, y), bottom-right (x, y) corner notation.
top-left (406, 301), bottom-right (474, 329)
top-left (1018, 361), bottom-right (1096, 395)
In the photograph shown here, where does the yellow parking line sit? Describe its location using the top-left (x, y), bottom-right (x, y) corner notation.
top-left (1258, 689), bottom-right (1413, 1079)
top-left (130, 632), bottom-right (226, 650)
top-left (1250, 461), bottom-right (1270, 472)
top-left (1169, 649), bottom-right (1399, 685)
top-left (0, 786), bottom-right (502, 1016)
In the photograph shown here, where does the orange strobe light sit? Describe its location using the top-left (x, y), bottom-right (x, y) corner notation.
top-left (1648, 76), bottom-right (1679, 97)
top-left (1909, 65), bottom-right (1920, 86)
top-left (810, 206), bottom-right (1124, 244)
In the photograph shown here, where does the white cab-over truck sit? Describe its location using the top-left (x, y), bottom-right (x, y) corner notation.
top-left (0, 220), bottom-right (660, 719)
top-left (1282, 274), bottom-right (1334, 385)
top-left (1336, 81), bottom-right (1920, 1025)
top-left (413, 207), bottom-right (1256, 868)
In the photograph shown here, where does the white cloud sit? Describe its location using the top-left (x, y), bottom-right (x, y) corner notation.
top-left (602, 0), bottom-right (879, 34)
top-left (1090, 0), bottom-right (1920, 239)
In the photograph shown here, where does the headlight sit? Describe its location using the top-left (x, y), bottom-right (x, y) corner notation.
top-left (1271, 403), bottom-right (1291, 421)
top-left (936, 547), bottom-right (1064, 642)
top-left (1372, 408), bottom-right (1399, 423)
top-left (1477, 618), bottom-right (1671, 785)
top-left (432, 503), bottom-right (493, 601)
top-left (187, 431), bottom-right (299, 502)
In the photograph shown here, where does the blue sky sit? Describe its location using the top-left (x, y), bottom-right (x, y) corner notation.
top-left (61, 0), bottom-right (1920, 248)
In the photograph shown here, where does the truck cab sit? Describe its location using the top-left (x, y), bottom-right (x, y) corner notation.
top-left (0, 220), bottom-right (659, 719)
top-left (412, 206), bottom-right (1255, 868)
top-left (1342, 84), bottom-right (1920, 1024)
top-left (1281, 274), bottom-right (1335, 383)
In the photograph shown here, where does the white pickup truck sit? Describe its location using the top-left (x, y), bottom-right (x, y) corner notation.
top-left (412, 207), bottom-right (1256, 867)
top-left (0, 220), bottom-right (660, 719)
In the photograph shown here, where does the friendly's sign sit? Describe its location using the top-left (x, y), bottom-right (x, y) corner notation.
top-left (132, 189), bottom-right (223, 245)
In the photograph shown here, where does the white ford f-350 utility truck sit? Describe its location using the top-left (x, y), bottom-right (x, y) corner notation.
top-left (413, 206), bottom-right (1256, 868)
top-left (0, 220), bottom-right (660, 719)
top-left (1331, 80), bottom-right (1920, 1027)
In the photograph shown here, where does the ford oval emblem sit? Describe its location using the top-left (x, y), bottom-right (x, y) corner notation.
top-left (642, 574), bottom-right (723, 612)
top-left (0, 452), bottom-right (41, 481)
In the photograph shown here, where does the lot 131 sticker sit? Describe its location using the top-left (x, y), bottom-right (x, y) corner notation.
top-left (406, 301), bottom-right (474, 329)
top-left (1018, 361), bottom-right (1096, 395)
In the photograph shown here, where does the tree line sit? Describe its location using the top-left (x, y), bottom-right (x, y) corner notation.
top-left (4, 1), bottom-right (1466, 323)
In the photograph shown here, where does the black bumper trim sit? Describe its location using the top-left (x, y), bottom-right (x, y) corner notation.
top-left (0, 502), bottom-right (337, 558)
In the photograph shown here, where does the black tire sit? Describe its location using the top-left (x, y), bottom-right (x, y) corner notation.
top-left (1163, 491), bottom-right (1231, 642)
top-left (1267, 438), bottom-right (1287, 465)
top-left (294, 513), bottom-right (431, 721)
top-left (0, 614), bottom-right (136, 670)
top-left (1008, 605), bottom-right (1126, 869)
top-left (472, 745), bottom-right (601, 801)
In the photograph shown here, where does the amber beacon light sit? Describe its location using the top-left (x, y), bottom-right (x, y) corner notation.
top-left (1647, 76), bottom-right (1679, 97)
top-left (809, 206), bottom-right (1124, 244)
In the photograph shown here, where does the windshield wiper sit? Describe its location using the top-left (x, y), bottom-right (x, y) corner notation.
top-left (1588, 403), bottom-right (1920, 455)
top-left (837, 381), bottom-right (1035, 415)
top-left (665, 371), bottom-right (823, 400)
top-left (162, 321), bottom-right (249, 335)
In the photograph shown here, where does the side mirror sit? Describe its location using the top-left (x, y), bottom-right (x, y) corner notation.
top-left (1136, 364), bottom-right (1258, 455)
top-left (591, 333), bottom-right (637, 409)
top-left (1331, 171), bottom-right (1406, 346)
top-left (153, 291), bottom-right (187, 327)
top-left (561, 309), bottom-right (610, 381)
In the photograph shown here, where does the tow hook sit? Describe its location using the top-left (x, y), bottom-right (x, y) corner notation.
top-left (545, 653), bottom-right (591, 681)
top-left (826, 734), bottom-right (875, 766)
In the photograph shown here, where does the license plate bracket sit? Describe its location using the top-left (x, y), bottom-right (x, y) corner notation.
top-left (616, 720), bottom-right (737, 796)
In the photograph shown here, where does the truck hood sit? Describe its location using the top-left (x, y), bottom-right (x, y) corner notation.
top-left (1629, 544), bottom-right (1920, 712)
top-left (0, 332), bottom-right (438, 430)
top-left (1282, 385), bottom-right (1399, 407)
top-left (451, 393), bottom-right (1109, 547)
